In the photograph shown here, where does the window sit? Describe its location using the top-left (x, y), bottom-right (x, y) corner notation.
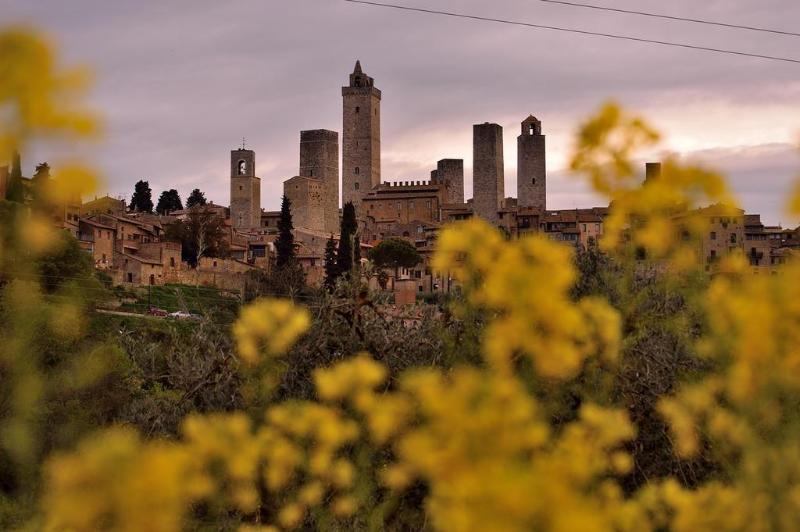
top-left (170, 257), bottom-right (175, 267)
top-left (730, 233), bottom-right (737, 244)
top-left (409, 200), bottom-right (415, 210)
top-left (532, 178), bottom-right (536, 185)
top-left (582, 224), bottom-right (587, 232)
top-left (354, 182), bottom-right (360, 190)
top-left (239, 186), bottom-right (243, 191)
top-left (102, 253), bottom-right (106, 262)
top-left (127, 272), bottom-right (133, 283)
top-left (213, 261), bottom-right (218, 267)
top-left (354, 167), bottom-right (360, 175)
top-left (355, 106), bottom-right (360, 113)
top-left (710, 231), bottom-right (717, 240)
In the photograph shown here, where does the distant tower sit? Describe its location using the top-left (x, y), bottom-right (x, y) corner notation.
top-left (517, 116), bottom-right (546, 211)
top-left (300, 129), bottom-right (339, 234)
top-left (230, 148), bottom-right (261, 229)
top-left (473, 123), bottom-right (504, 223)
top-left (342, 60), bottom-right (381, 213)
top-left (434, 159), bottom-right (464, 204)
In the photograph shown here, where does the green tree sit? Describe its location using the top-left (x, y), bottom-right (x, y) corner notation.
top-left (185, 188), bottom-right (207, 208)
top-left (336, 202), bottom-right (357, 277)
top-left (128, 180), bottom-right (153, 213)
top-left (164, 206), bottom-right (228, 267)
top-left (353, 233), bottom-right (362, 270)
top-left (6, 151), bottom-right (24, 203)
top-left (155, 189), bottom-right (183, 215)
top-left (368, 237), bottom-right (422, 282)
top-left (275, 195), bottom-right (295, 269)
top-left (323, 235), bottom-right (337, 291)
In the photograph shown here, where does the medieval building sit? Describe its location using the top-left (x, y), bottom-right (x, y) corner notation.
top-left (230, 148), bottom-right (261, 229)
top-left (342, 60), bottom-right (381, 211)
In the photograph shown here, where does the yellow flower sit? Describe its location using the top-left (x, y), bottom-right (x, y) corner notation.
top-left (233, 298), bottom-right (310, 364)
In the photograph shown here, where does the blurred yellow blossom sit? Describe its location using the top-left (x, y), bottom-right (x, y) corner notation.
top-left (233, 298), bottom-right (311, 364)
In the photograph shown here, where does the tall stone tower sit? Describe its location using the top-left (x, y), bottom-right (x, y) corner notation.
top-left (299, 129), bottom-right (339, 234)
top-left (230, 148), bottom-right (261, 229)
top-left (517, 116), bottom-right (546, 211)
top-left (433, 159), bottom-right (464, 204)
top-left (473, 123), bottom-right (504, 223)
top-left (342, 60), bottom-right (381, 213)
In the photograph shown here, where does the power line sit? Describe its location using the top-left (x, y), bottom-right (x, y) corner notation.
top-left (536, 0), bottom-right (800, 38)
top-left (343, 0), bottom-right (800, 65)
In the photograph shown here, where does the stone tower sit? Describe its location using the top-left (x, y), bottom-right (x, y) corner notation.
top-left (473, 122), bottom-right (504, 223)
top-left (342, 60), bottom-right (381, 213)
top-left (230, 148), bottom-right (261, 229)
top-left (299, 129), bottom-right (339, 234)
top-left (517, 116), bottom-right (546, 211)
top-left (433, 159), bottom-right (464, 204)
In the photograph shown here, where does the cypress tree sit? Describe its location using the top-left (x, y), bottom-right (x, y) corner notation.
top-left (129, 180), bottom-right (154, 213)
top-left (6, 151), bottom-right (25, 203)
top-left (323, 235), bottom-right (338, 291)
top-left (275, 194), bottom-right (295, 268)
top-left (336, 202), bottom-right (357, 277)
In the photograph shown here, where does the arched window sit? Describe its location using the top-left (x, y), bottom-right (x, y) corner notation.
top-left (238, 160), bottom-right (247, 175)
top-left (529, 124), bottom-right (535, 135)
top-left (531, 178), bottom-right (536, 185)
top-left (354, 182), bottom-right (360, 190)
top-left (354, 167), bottom-right (360, 175)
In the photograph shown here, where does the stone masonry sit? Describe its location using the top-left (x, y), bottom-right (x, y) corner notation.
top-left (342, 60), bottom-right (381, 213)
top-left (230, 148), bottom-right (261, 229)
top-left (299, 129), bottom-right (339, 234)
top-left (433, 159), bottom-right (464, 204)
top-left (283, 175), bottom-right (325, 234)
top-left (473, 122), bottom-right (504, 222)
top-left (517, 116), bottom-right (546, 211)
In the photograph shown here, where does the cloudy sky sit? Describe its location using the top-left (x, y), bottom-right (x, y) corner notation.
top-left (5, 0), bottom-right (800, 225)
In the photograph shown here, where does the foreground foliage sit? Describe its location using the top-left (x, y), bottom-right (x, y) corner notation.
top-left (2, 26), bottom-right (800, 532)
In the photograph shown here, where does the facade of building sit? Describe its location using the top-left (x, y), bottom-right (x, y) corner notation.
top-left (517, 115), bottom-right (546, 211)
top-left (342, 60), bottom-right (381, 211)
top-left (299, 129), bottom-right (340, 234)
top-left (230, 148), bottom-right (261, 229)
top-left (472, 122), bottom-right (505, 223)
top-left (283, 175), bottom-right (325, 234)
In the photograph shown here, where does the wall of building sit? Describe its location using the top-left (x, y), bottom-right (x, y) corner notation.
top-left (473, 122), bottom-right (504, 223)
top-left (517, 116), bottom-right (546, 211)
top-left (230, 148), bottom-right (261, 229)
top-left (342, 61), bottom-right (381, 213)
top-left (300, 129), bottom-right (340, 234)
top-left (435, 159), bottom-right (464, 204)
top-left (284, 176), bottom-right (325, 233)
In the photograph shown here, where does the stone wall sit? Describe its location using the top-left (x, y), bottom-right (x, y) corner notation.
top-left (300, 129), bottom-right (339, 234)
top-left (472, 122), bottom-right (504, 223)
top-left (435, 159), bottom-right (464, 204)
top-left (342, 61), bottom-right (381, 213)
top-left (230, 148), bottom-right (261, 229)
top-left (517, 116), bottom-right (546, 211)
top-left (284, 176), bottom-right (325, 233)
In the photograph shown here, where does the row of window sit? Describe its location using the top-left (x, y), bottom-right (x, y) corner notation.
top-left (710, 232), bottom-right (738, 243)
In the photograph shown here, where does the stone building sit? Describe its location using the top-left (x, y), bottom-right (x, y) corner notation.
top-left (283, 175), bottom-right (325, 234)
top-left (472, 122), bottom-right (505, 223)
top-left (517, 115), bottom-right (546, 211)
top-left (342, 60), bottom-right (381, 212)
top-left (299, 129), bottom-right (339, 234)
top-left (431, 159), bottom-right (465, 204)
top-left (78, 218), bottom-right (115, 269)
top-left (81, 195), bottom-right (127, 217)
top-left (361, 180), bottom-right (448, 242)
top-left (230, 148), bottom-right (261, 229)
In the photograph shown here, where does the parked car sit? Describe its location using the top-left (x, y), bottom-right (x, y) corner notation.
top-left (147, 306), bottom-right (168, 317)
top-left (168, 311), bottom-right (193, 320)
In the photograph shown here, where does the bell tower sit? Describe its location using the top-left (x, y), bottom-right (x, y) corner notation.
top-left (517, 115), bottom-right (546, 211)
top-left (342, 60), bottom-right (381, 214)
top-left (230, 147), bottom-right (261, 229)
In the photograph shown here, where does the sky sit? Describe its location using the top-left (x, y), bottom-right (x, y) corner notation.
top-left (4, 0), bottom-right (800, 226)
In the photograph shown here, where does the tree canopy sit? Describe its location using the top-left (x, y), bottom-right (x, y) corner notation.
top-left (185, 188), bottom-right (207, 209)
top-left (156, 189), bottom-right (183, 215)
top-left (368, 237), bottom-right (422, 273)
top-left (164, 206), bottom-right (228, 267)
top-left (128, 180), bottom-right (153, 213)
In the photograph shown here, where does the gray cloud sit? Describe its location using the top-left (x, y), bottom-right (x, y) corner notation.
top-left (4, 0), bottom-right (799, 225)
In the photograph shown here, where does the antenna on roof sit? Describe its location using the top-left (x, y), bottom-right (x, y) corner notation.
top-left (242, 137), bottom-right (246, 150)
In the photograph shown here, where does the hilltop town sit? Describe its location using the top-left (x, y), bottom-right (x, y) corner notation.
top-left (1, 60), bottom-right (798, 298)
